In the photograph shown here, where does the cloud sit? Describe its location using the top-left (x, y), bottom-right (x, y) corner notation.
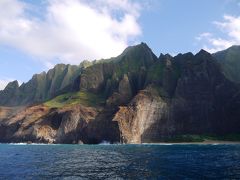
top-left (195, 32), bottom-right (212, 41)
top-left (0, 0), bottom-right (143, 66)
top-left (0, 80), bottom-right (9, 90)
top-left (0, 79), bottom-right (13, 90)
top-left (0, 77), bottom-right (23, 90)
top-left (196, 15), bottom-right (240, 53)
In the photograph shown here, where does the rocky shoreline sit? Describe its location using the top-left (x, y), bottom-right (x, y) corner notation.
top-left (0, 43), bottom-right (240, 144)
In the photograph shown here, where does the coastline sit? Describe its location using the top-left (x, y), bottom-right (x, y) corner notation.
top-left (1, 140), bottom-right (240, 145)
top-left (144, 140), bottom-right (240, 145)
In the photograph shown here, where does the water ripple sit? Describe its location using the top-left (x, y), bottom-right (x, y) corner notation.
top-left (0, 144), bottom-right (240, 179)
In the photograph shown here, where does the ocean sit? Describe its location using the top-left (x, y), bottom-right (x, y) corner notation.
top-left (0, 143), bottom-right (239, 179)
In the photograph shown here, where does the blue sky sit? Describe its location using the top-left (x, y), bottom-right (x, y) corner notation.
top-left (0, 0), bottom-right (240, 89)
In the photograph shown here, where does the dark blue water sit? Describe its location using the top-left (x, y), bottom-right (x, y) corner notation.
top-left (0, 144), bottom-right (240, 179)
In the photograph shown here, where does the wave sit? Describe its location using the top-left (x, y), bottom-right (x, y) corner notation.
top-left (9, 143), bottom-right (28, 145)
top-left (142, 143), bottom-right (174, 145)
top-left (99, 140), bottom-right (111, 145)
top-left (6, 143), bottom-right (59, 146)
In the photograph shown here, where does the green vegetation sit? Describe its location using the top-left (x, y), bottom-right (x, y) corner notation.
top-left (203, 134), bottom-right (240, 141)
top-left (165, 134), bottom-right (240, 143)
top-left (146, 61), bottom-right (181, 98)
top-left (44, 91), bottom-right (105, 108)
top-left (165, 135), bottom-right (204, 142)
top-left (112, 43), bottom-right (156, 78)
top-left (213, 45), bottom-right (240, 83)
top-left (112, 58), bottom-right (145, 79)
top-left (147, 62), bottom-right (165, 81)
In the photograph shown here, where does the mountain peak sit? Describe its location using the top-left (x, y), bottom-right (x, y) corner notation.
top-left (213, 44), bottom-right (240, 83)
top-left (114, 42), bottom-right (158, 66)
top-left (229, 45), bottom-right (240, 50)
top-left (196, 49), bottom-right (211, 56)
top-left (159, 53), bottom-right (172, 60)
top-left (121, 42), bottom-right (152, 55)
top-left (195, 49), bottom-right (212, 60)
top-left (4, 80), bottom-right (19, 91)
top-left (212, 45), bottom-right (240, 57)
top-left (139, 42), bottom-right (150, 48)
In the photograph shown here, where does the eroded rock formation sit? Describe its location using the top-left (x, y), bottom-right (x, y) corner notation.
top-left (0, 43), bottom-right (240, 144)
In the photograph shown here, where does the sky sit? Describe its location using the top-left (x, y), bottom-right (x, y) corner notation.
top-left (0, 0), bottom-right (240, 89)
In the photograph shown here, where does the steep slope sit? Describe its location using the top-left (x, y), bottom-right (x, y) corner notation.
top-left (0, 43), bottom-right (157, 107)
top-left (114, 50), bottom-right (240, 143)
top-left (79, 42), bottom-right (158, 105)
top-left (0, 91), bottom-right (119, 144)
top-left (0, 64), bottom-right (82, 106)
top-left (0, 43), bottom-right (240, 144)
top-left (213, 45), bottom-right (240, 83)
top-left (0, 81), bottom-right (19, 105)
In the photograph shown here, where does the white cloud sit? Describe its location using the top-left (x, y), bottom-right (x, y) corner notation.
top-left (0, 78), bottom-right (22, 90)
top-left (0, 0), bottom-right (143, 66)
top-left (195, 32), bottom-right (212, 41)
top-left (196, 15), bottom-right (240, 53)
top-left (0, 79), bottom-right (13, 90)
top-left (0, 80), bottom-right (9, 90)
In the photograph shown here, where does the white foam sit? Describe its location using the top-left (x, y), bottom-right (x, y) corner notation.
top-left (9, 143), bottom-right (27, 145)
top-left (7, 143), bottom-right (59, 145)
top-left (142, 143), bottom-right (173, 145)
top-left (99, 140), bottom-right (111, 145)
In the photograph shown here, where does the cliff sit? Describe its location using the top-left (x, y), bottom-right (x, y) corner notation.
top-left (0, 64), bottom-right (84, 106)
top-left (0, 43), bottom-right (240, 144)
top-left (114, 50), bottom-right (240, 143)
top-left (213, 45), bottom-right (240, 83)
top-left (0, 104), bottom-right (119, 144)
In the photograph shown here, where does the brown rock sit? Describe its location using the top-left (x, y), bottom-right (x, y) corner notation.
top-left (113, 86), bottom-right (169, 143)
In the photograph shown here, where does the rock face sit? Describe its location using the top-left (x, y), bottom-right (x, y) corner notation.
top-left (0, 64), bottom-right (82, 106)
top-left (79, 43), bottom-right (157, 94)
top-left (213, 45), bottom-right (240, 83)
top-left (114, 87), bottom-right (168, 143)
top-left (118, 74), bottom-right (132, 99)
top-left (0, 43), bottom-right (240, 144)
top-left (0, 81), bottom-right (19, 105)
top-left (0, 104), bottom-right (119, 144)
top-left (114, 49), bottom-right (240, 143)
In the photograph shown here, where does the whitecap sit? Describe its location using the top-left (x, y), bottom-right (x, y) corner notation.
top-left (99, 140), bottom-right (111, 145)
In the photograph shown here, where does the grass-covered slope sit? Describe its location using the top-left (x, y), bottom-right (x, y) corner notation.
top-left (1, 43), bottom-right (240, 144)
top-left (44, 91), bottom-right (105, 108)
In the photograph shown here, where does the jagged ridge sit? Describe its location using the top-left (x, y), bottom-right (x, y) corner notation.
top-left (0, 43), bottom-right (240, 144)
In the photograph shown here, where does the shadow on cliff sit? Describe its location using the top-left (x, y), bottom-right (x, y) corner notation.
top-left (78, 108), bottom-right (120, 144)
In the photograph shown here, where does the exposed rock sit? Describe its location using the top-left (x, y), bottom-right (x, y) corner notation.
top-left (114, 49), bottom-right (240, 143)
top-left (0, 64), bottom-right (83, 106)
top-left (213, 45), bottom-right (240, 83)
top-left (0, 81), bottom-right (19, 105)
top-left (114, 87), bottom-right (168, 143)
top-left (5, 80), bottom-right (19, 90)
top-left (0, 106), bottom-right (23, 120)
top-left (80, 63), bottom-right (106, 92)
top-left (0, 43), bottom-right (240, 144)
top-left (118, 74), bottom-right (132, 98)
top-left (0, 104), bottom-right (119, 144)
top-left (106, 74), bottom-right (133, 106)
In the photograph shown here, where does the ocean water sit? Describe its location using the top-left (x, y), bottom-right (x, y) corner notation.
top-left (0, 144), bottom-right (240, 179)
